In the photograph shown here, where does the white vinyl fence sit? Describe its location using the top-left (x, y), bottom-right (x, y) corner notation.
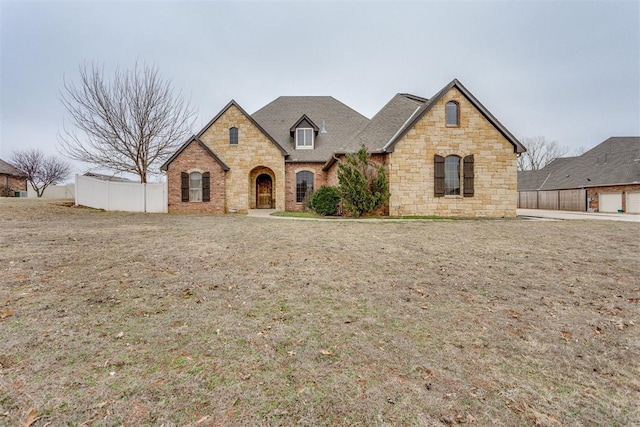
top-left (75, 175), bottom-right (167, 213)
top-left (28, 184), bottom-right (75, 199)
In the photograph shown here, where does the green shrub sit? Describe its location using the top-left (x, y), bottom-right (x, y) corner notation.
top-left (337, 147), bottom-right (389, 217)
top-left (309, 185), bottom-right (341, 216)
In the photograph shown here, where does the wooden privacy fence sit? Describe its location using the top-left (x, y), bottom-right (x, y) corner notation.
top-left (518, 189), bottom-right (586, 211)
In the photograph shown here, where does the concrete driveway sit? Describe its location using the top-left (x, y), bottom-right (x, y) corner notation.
top-left (518, 209), bottom-right (640, 222)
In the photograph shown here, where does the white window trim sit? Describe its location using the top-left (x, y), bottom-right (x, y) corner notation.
top-left (296, 128), bottom-right (314, 149)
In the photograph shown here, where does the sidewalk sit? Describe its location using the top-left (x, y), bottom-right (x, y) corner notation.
top-left (517, 209), bottom-right (640, 222)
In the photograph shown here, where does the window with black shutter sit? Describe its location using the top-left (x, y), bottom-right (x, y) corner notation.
top-left (202, 172), bottom-right (210, 202)
top-left (181, 172), bottom-right (189, 202)
top-left (463, 155), bottom-right (474, 197)
top-left (434, 155), bottom-right (445, 197)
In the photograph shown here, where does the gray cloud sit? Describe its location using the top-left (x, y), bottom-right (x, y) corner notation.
top-left (1, 0), bottom-right (638, 176)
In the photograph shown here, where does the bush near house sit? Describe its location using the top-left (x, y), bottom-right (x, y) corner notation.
top-left (309, 185), bottom-right (341, 216)
top-left (338, 147), bottom-right (390, 217)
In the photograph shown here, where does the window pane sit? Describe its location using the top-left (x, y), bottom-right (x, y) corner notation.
top-left (296, 128), bottom-right (313, 147)
top-left (190, 172), bottom-right (202, 201)
top-left (296, 171), bottom-right (314, 202)
top-left (444, 156), bottom-right (460, 195)
top-left (446, 102), bottom-right (458, 126)
top-left (230, 128), bottom-right (238, 145)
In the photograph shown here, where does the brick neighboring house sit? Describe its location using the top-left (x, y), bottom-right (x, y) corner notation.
top-left (518, 137), bottom-right (640, 213)
top-left (161, 79), bottom-right (526, 217)
top-left (0, 159), bottom-right (27, 197)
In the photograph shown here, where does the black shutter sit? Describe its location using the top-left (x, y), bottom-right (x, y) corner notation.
top-left (181, 172), bottom-right (189, 202)
top-left (463, 155), bottom-right (474, 197)
top-left (202, 172), bottom-right (210, 202)
top-left (434, 155), bottom-right (445, 197)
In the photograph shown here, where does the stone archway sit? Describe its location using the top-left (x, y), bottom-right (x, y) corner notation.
top-left (249, 166), bottom-right (276, 209)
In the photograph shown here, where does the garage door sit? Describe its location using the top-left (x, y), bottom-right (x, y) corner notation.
top-left (627, 192), bottom-right (640, 214)
top-left (599, 193), bottom-right (622, 213)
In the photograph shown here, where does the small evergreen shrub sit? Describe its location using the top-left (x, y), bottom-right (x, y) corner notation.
top-left (309, 185), bottom-right (341, 216)
top-left (337, 147), bottom-right (389, 217)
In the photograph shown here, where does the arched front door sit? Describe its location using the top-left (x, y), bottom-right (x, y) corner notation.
top-left (256, 174), bottom-right (273, 208)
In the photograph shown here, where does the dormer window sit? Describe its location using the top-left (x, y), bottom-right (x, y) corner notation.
top-left (296, 128), bottom-right (314, 149)
top-left (446, 101), bottom-right (459, 126)
top-left (290, 114), bottom-right (319, 150)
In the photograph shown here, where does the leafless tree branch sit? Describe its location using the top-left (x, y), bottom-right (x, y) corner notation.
top-left (517, 136), bottom-right (569, 171)
top-left (10, 149), bottom-right (72, 197)
top-left (58, 62), bottom-right (196, 183)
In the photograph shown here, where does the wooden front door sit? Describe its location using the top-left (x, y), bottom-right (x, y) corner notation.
top-left (256, 174), bottom-right (273, 208)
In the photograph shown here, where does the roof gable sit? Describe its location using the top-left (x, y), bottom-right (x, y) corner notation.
top-left (197, 100), bottom-right (288, 156)
top-left (252, 96), bottom-right (369, 162)
top-left (289, 114), bottom-right (319, 135)
top-left (0, 159), bottom-right (26, 177)
top-left (160, 135), bottom-right (230, 171)
top-left (383, 79), bottom-right (526, 154)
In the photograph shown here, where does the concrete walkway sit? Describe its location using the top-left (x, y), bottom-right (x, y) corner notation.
top-left (517, 209), bottom-right (640, 222)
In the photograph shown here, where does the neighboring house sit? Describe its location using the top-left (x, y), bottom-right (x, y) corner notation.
top-left (161, 79), bottom-right (526, 217)
top-left (0, 158), bottom-right (27, 197)
top-left (517, 137), bottom-right (640, 213)
top-left (83, 172), bottom-right (135, 182)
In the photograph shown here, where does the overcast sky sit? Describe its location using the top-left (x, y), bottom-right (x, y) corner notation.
top-left (1, 0), bottom-right (639, 178)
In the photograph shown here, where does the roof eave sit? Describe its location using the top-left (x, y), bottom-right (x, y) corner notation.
top-left (197, 100), bottom-right (289, 156)
top-left (384, 79), bottom-right (526, 154)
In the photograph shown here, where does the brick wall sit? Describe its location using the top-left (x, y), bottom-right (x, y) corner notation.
top-left (284, 162), bottom-right (328, 211)
top-left (166, 141), bottom-right (226, 213)
top-left (387, 87), bottom-right (518, 217)
top-left (0, 174), bottom-right (27, 197)
top-left (587, 184), bottom-right (640, 212)
top-left (199, 104), bottom-right (285, 213)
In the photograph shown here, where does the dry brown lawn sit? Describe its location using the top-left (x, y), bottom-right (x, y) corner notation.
top-left (1, 198), bottom-right (639, 426)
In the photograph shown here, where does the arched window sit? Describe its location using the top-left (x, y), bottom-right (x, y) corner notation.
top-left (229, 127), bottom-right (238, 145)
top-left (296, 171), bottom-right (314, 203)
top-left (444, 155), bottom-right (460, 195)
top-left (445, 101), bottom-right (459, 126)
top-left (190, 172), bottom-right (202, 201)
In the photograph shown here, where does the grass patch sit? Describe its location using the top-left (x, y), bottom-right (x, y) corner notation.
top-left (1, 198), bottom-right (638, 426)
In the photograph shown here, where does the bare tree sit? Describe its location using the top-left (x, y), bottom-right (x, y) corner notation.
top-left (517, 136), bottom-right (568, 171)
top-left (58, 62), bottom-right (196, 183)
top-left (11, 149), bottom-right (71, 197)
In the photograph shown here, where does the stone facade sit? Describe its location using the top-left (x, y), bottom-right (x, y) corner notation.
top-left (198, 104), bottom-right (286, 213)
top-left (587, 184), bottom-right (640, 212)
top-left (164, 81), bottom-right (522, 217)
top-left (166, 140), bottom-right (226, 213)
top-left (387, 87), bottom-right (518, 217)
top-left (0, 174), bottom-right (27, 197)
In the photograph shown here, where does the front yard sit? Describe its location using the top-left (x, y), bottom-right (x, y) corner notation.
top-left (1, 198), bottom-right (638, 426)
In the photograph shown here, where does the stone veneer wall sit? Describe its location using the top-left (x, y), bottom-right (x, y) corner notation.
top-left (587, 184), bottom-right (640, 212)
top-left (284, 162), bottom-right (328, 211)
top-left (387, 87), bottom-right (518, 217)
top-left (199, 105), bottom-right (285, 213)
top-left (166, 141), bottom-right (226, 213)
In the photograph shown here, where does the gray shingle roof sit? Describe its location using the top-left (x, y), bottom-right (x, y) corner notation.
top-left (517, 137), bottom-right (640, 190)
top-left (339, 93), bottom-right (427, 153)
top-left (0, 159), bottom-right (26, 177)
top-left (252, 96), bottom-right (370, 162)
